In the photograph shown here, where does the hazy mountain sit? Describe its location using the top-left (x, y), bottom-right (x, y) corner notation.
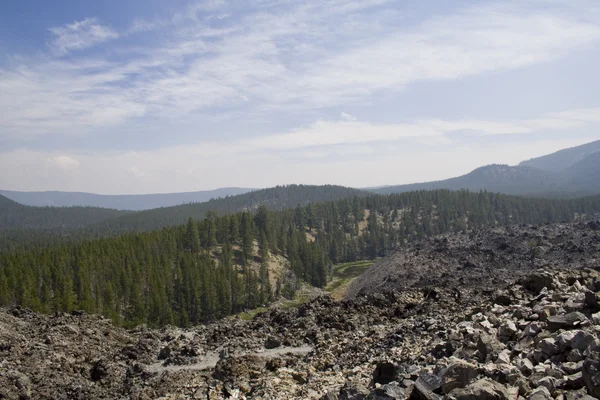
top-left (97, 184), bottom-right (370, 233)
top-left (0, 187), bottom-right (255, 211)
top-left (0, 194), bottom-right (131, 232)
top-left (519, 139), bottom-right (600, 172)
top-left (370, 140), bottom-right (600, 197)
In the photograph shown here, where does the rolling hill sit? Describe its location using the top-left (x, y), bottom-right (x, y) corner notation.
top-left (0, 187), bottom-right (255, 211)
top-left (0, 194), bottom-right (131, 232)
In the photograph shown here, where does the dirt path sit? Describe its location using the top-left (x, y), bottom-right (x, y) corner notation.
top-left (147, 345), bottom-right (314, 373)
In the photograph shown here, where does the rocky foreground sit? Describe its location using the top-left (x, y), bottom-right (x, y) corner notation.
top-left (1, 222), bottom-right (600, 399)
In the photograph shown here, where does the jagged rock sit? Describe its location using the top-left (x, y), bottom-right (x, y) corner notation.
top-left (522, 322), bottom-right (543, 338)
top-left (411, 373), bottom-right (443, 400)
top-left (498, 320), bottom-right (518, 342)
top-left (321, 391), bottom-right (339, 400)
top-left (157, 346), bottom-right (171, 360)
top-left (369, 382), bottom-right (407, 400)
top-left (265, 337), bottom-right (282, 349)
top-left (339, 381), bottom-right (370, 400)
top-left (524, 273), bottom-right (555, 294)
top-left (373, 362), bottom-right (400, 385)
top-left (526, 387), bottom-right (552, 400)
top-left (582, 353), bottom-right (600, 398)
top-left (561, 371), bottom-right (585, 390)
top-left (478, 333), bottom-right (506, 362)
top-left (539, 338), bottom-right (559, 357)
top-left (536, 376), bottom-right (558, 393)
top-left (90, 359), bottom-right (110, 381)
top-left (546, 312), bottom-right (588, 332)
top-left (447, 378), bottom-right (510, 400)
top-left (584, 291), bottom-right (599, 311)
top-left (440, 359), bottom-right (479, 393)
top-left (516, 358), bottom-right (534, 376)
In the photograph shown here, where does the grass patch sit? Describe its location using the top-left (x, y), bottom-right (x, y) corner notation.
top-left (326, 259), bottom-right (375, 297)
top-left (238, 307), bottom-right (268, 321)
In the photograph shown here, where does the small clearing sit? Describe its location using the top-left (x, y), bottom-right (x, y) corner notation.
top-left (326, 260), bottom-right (375, 300)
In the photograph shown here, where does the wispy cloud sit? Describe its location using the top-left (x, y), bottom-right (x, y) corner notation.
top-left (48, 18), bottom-right (118, 55)
top-left (0, 0), bottom-right (597, 142)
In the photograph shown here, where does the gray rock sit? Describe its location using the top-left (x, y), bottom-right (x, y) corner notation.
top-left (546, 312), bottom-right (588, 332)
top-left (526, 387), bottom-right (551, 400)
top-left (498, 320), bottom-right (518, 341)
top-left (373, 362), bottom-right (399, 385)
top-left (411, 373), bottom-right (443, 400)
top-left (538, 338), bottom-right (559, 357)
top-left (524, 273), bottom-right (555, 294)
top-left (264, 337), bottom-right (281, 349)
top-left (584, 291), bottom-right (599, 311)
top-left (478, 333), bottom-right (506, 362)
top-left (582, 353), bottom-right (600, 398)
top-left (447, 378), bottom-right (510, 400)
top-left (440, 360), bottom-right (479, 394)
top-left (561, 371), bottom-right (585, 390)
top-left (521, 322), bottom-right (543, 338)
top-left (561, 361), bottom-right (584, 375)
top-left (339, 382), bottom-right (370, 400)
top-left (535, 376), bottom-right (557, 393)
top-left (569, 330), bottom-right (596, 352)
top-left (516, 358), bottom-right (534, 376)
top-left (369, 383), bottom-right (407, 400)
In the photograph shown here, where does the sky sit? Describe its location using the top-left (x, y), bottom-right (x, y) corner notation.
top-left (0, 0), bottom-right (599, 194)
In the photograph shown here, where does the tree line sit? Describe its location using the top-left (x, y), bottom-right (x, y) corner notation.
top-left (1, 189), bottom-right (599, 327)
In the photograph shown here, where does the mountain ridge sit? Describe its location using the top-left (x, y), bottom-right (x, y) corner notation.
top-left (0, 187), bottom-right (256, 211)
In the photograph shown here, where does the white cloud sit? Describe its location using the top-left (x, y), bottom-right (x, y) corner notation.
top-left (340, 112), bottom-right (357, 121)
top-left (1, 0), bottom-right (599, 140)
top-left (48, 18), bottom-right (118, 55)
top-left (47, 155), bottom-right (80, 170)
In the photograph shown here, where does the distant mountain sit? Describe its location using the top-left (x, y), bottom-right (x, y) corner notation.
top-left (0, 187), bottom-right (255, 211)
top-left (370, 140), bottom-right (600, 198)
top-left (0, 194), bottom-right (131, 232)
top-left (519, 140), bottom-right (600, 172)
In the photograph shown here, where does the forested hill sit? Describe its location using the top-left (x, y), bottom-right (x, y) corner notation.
top-left (93, 184), bottom-right (370, 233)
top-left (2, 189), bottom-right (600, 328)
top-left (0, 194), bottom-right (131, 232)
top-left (0, 185), bottom-right (369, 252)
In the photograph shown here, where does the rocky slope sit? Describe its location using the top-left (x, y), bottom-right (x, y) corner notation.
top-left (1, 222), bottom-right (600, 399)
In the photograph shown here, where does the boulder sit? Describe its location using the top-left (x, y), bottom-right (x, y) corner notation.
top-left (265, 337), bottom-right (281, 349)
top-left (526, 387), bottom-right (551, 400)
top-left (410, 373), bottom-right (443, 400)
top-left (447, 378), bottom-right (510, 400)
top-left (478, 333), bottom-right (506, 362)
top-left (369, 383), bottom-right (407, 400)
top-left (90, 359), bottom-right (109, 382)
top-left (373, 362), bottom-right (399, 385)
top-left (339, 381), bottom-right (370, 400)
top-left (440, 360), bottom-right (479, 393)
top-left (546, 312), bottom-right (588, 332)
top-left (524, 273), bottom-right (555, 294)
top-left (582, 353), bottom-right (600, 398)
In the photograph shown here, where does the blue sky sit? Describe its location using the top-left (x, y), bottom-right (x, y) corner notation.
top-left (0, 0), bottom-right (599, 194)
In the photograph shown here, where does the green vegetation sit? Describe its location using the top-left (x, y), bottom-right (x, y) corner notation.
top-left (326, 260), bottom-right (375, 297)
top-left (2, 189), bottom-right (600, 327)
